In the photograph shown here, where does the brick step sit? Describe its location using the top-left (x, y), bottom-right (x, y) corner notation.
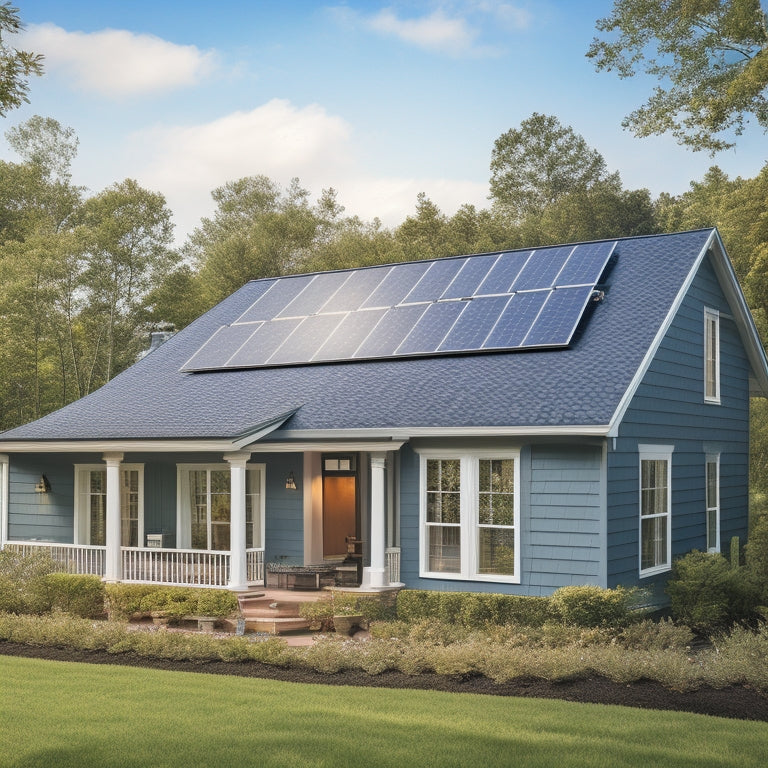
top-left (245, 616), bottom-right (312, 634)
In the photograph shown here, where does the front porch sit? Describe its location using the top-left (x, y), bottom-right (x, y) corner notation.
top-left (5, 540), bottom-right (402, 590)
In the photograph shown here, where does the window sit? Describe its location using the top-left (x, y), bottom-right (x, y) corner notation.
top-left (704, 308), bottom-right (720, 403)
top-left (74, 465), bottom-right (144, 547)
top-left (639, 448), bottom-right (672, 575)
top-left (177, 464), bottom-right (265, 551)
top-left (420, 451), bottom-right (520, 582)
top-left (706, 454), bottom-right (720, 553)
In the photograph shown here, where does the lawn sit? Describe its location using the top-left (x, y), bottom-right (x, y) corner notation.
top-left (1, 656), bottom-right (766, 768)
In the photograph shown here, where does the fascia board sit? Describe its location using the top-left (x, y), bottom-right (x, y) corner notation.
top-left (0, 439), bottom-right (244, 453)
top-left (706, 232), bottom-right (768, 397)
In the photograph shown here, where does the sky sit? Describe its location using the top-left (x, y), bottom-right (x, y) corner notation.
top-left (2, 1), bottom-right (766, 246)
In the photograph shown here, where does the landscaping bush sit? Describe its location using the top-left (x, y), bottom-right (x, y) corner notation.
top-left (135, 587), bottom-right (239, 620)
top-left (396, 589), bottom-right (553, 628)
top-left (666, 550), bottom-right (757, 632)
top-left (550, 585), bottom-right (639, 628)
top-left (745, 514), bottom-right (768, 604)
top-left (39, 573), bottom-right (105, 618)
top-left (0, 549), bottom-right (58, 614)
top-left (104, 583), bottom-right (158, 619)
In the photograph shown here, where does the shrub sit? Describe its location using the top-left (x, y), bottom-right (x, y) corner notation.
top-left (39, 574), bottom-right (106, 618)
top-left (666, 550), bottom-right (757, 632)
top-left (550, 585), bottom-right (638, 628)
top-left (396, 589), bottom-right (553, 628)
top-left (745, 514), bottom-right (768, 604)
top-left (0, 550), bottom-right (59, 614)
top-left (104, 583), bottom-right (158, 619)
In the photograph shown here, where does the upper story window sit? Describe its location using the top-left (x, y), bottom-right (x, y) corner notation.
top-left (420, 451), bottom-right (520, 583)
top-left (704, 308), bottom-right (720, 403)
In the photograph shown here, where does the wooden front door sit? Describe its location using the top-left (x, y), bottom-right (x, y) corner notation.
top-left (322, 455), bottom-right (358, 558)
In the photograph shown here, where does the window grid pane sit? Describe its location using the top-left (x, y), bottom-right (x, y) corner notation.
top-left (426, 459), bottom-right (462, 573)
top-left (640, 458), bottom-right (669, 570)
top-left (706, 459), bottom-right (718, 551)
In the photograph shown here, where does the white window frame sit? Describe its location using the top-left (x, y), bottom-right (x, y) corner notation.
top-left (419, 449), bottom-right (521, 583)
top-left (705, 453), bottom-right (720, 553)
top-left (704, 308), bottom-right (720, 404)
top-left (74, 464), bottom-right (144, 547)
top-left (638, 446), bottom-right (673, 577)
top-left (176, 463), bottom-right (265, 551)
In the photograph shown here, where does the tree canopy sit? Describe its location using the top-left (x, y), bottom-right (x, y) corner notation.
top-left (0, 2), bottom-right (43, 116)
top-left (489, 113), bottom-right (618, 220)
top-left (588, 0), bottom-right (768, 152)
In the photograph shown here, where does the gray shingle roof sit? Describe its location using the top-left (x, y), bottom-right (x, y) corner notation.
top-left (0, 229), bottom-right (726, 441)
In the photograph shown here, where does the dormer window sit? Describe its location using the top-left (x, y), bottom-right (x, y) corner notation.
top-left (704, 308), bottom-right (720, 403)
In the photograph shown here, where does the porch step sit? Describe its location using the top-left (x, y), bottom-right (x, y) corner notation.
top-left (245, 616), bottom-right (312, 634)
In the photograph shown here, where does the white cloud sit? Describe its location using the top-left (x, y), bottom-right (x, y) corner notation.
top-left (130, 99), bottom-right (488, 242)
top-left (22, 23), bottom-right (216, 97)
top-left (366, 8), bottom-right (480, 55)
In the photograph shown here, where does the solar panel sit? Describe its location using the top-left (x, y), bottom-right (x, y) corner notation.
top-left (522, 286), bottom-right (594, 347)
top-left (397, 300), bottom-right (467, 355)
top-left (182, 239), bottom-right (616, 371)
top-left (403, 258), bottom-right (466, 304)
top-left (476, 251), bottom-right (531, 295)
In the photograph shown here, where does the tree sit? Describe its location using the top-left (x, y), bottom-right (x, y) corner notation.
top-left (5, 115), bottom-right (79, 181)
top-left (588, 0), bottom-right (768, 152)
top-left (489, 113), bottom-right (617, 220)
top-left (78, 179), bottom-right (177, 383)
top-left (0, 2), bottom-right (43, 116)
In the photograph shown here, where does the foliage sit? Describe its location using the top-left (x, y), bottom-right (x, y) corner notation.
top-left (104, 583), bottom-right (158, 620)
top-left (136, 587), bottom-right (238, 619)
top-left (588, 0), bottom-right (768, 152)
top-left (0, 2), bottom-right (43, 116)
top-left (0, 549), bottom-right (58, 614)
top-left (397, 589), bottom-right (555, 627)
top-left (549, 585), bottom-right (642, 627)
top-left (37, 573), bottom-right (105, 618)
top-left (745, 512), bottom-right (768, 602)
top-left (489, 113), bottom-right (618, 219)
top-left (666, 550), bottom-right (757, 631)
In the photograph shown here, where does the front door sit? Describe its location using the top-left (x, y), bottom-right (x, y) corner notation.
top-left (322, 454), bottom-right (358, 558)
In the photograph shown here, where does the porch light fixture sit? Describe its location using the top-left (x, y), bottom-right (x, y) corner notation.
top-left (285, 471), bottom-right (297, 490)
top-left (35, 474), bottom-right (51, 493)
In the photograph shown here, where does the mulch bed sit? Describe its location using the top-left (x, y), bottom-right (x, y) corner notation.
top-left (3, 640), bottom-right (768, 722)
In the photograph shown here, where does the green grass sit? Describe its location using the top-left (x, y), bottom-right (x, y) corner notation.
top-left (1, 656), bottom-right (765, 768)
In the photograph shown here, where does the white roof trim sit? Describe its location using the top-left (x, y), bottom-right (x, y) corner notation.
top-left (0, 439), bottom-right (246, 454)
top-left (271, 425), bottom-right (612, 441)
top-left (607, 229), bottom-right (768, 438)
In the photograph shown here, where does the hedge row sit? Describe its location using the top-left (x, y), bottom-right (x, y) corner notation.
top-left (395, 585), bottom-right (641, 628)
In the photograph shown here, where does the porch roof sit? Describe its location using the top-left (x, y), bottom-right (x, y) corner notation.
top-left (0, 229), bottom-right (764, 446)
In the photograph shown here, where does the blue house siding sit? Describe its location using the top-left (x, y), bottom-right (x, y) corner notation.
top-left (7, 454), bottom-right (92, 542)
top-left (5, 451), bottom-right (305, 559)
top-left (607, 254), bottom-right (750, 596)
top-left (398, 442), bottom-right (602, 596)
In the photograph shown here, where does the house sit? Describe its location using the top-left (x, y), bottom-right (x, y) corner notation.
top-left (0, 228), bottom-right (766, 604)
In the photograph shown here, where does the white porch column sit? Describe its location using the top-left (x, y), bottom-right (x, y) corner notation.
top-left (363, 453), bottom-right (387, 588)
top-left (224, 452), bottom-right (251, 591)
top-left (103, 452), bottom-right (123, 582)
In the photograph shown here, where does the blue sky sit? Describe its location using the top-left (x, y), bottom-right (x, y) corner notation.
top-left (3, 1), bottom-right (765, 244)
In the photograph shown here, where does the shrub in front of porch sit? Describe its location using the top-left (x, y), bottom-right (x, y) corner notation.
top-left (105, 584), bottom-right (239, 622)
top-left (0, 549), bottom-right (58, 614)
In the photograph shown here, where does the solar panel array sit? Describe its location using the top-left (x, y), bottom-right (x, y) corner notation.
top-left (182, 241), bottom-right (617, 371)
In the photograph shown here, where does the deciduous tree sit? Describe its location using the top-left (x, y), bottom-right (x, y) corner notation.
top-left (588, 0), bottom-right (768, 152)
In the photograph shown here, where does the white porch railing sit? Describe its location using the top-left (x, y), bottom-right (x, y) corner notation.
top-left (386, 546), bottom-right (401, 584)
top-left (4, 541), bottom-right (265, 589)
top-left (5, 541), bottom-right (106, 576)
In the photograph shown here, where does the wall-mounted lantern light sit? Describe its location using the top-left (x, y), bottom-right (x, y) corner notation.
top-left (35, 474), bottom-right (51, 493)
top-left (285, 471), bottom-right (297, 490)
